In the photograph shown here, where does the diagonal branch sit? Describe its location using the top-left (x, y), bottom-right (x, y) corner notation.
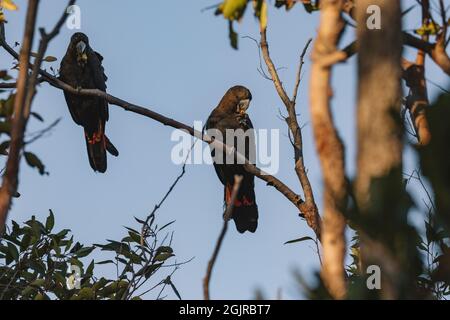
top-left (203, 175), bottom-right (243, 300)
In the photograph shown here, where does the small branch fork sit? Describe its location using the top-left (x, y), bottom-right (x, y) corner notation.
top-left (259, 29), bottom-right (322, 240)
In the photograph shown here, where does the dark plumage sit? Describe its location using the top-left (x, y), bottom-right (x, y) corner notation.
top-left (206, 86), bottom-right (259, 233)
top-left (59, 32), bottom-right (118, 173)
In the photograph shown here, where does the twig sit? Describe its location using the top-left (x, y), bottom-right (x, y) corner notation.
top-left (292, 38), bottom-right (312, 104)
top-left (0, 77), bottom-right (45, 89)
top-left (24, 118), bottom-right (61, 145)
top-left (203, 175), bottom-right (243, 300)
top-left (242, 35), bottom-right (273, 81)
top-left (140, 142), bottom-right (194, 246)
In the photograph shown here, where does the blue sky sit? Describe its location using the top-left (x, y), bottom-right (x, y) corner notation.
top-left (1, 0), bottom-right (448, 300)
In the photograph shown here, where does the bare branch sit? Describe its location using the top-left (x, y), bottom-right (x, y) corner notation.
top-left (0, 77), bottom-right (45, 89)
top-left (140, 143), bottom-right (192, 246)
top-left (260, 29), bottom-right (322, 240)
top-left (24, 118), bottom-right (61, 145)
top-left (292, 38), bottom-right (312, 104)
top-left (203, 175), bottom-right (243, 300)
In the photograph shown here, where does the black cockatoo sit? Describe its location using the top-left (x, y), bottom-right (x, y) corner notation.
top-left (59, 32), bottom-right (118, 173)
top-left (206, 86), bottom-right (259, 233)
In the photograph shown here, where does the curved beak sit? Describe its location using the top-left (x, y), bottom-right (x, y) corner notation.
top-left (237, 98), bottom-right (251, 115)
top-left (76, 41), bottom-right (86, 54)
top-left (76, 41), bottom-right (87, 63)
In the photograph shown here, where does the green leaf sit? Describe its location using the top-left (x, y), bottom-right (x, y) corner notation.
top-left (154, 252), bottom-right (174, 262)
top-left (96, 259), bottom-right (114, 265)
top-left (75, 246), bottom-right (95, 258)
top-left (284, 236), bottom-right (315, 245)
top-left (20, 233), bottom-right (31, 252)
top-left (159, 220), bottom-right (175, 232)
top-left (85, 259), bottom-right (95, 276)
top-left (170, 280), bottom-right (182, 300)
top-left (77, 287), bottom-right (94, 300)
top-left (55, 229), bottom-right (70, 239)
top-left (0, 70), bottom-right (12, 80)
top-left (7, 241), bottom-right (19, 261)
top-left (228, 21), bottom-right (238, 50)
top-left (128, 231), bottom-right (142, 244)
top-left (45, 210), bottom-right (55, 232)
top-left (30, 278), bottom-right (46, 287)
top-left (275, 0), bottom-right (296, 10)
top-left (136, 263), bottom-right (162, 279)
top-left (30, 112), bottom-right (44, 122)
top-left (0, 140), bottom-right (10, 155)
top-left (24, 152), bottom-right (48, 175)
top-left (0, 121), bottom-right (11, 134)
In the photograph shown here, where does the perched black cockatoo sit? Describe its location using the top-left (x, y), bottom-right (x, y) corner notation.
top-left (59, 32), bottom-right (118, 173)
top-left (206, 86), bottom-right (259, 233)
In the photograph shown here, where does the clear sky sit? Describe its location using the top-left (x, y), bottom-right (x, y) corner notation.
top-left (1, 0), bottom-right (448, 300)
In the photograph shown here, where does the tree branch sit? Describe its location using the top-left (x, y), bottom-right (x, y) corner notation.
top-left (203, 175), bottom-right (243, 300)
top-left (309, 0), bottom-right (349, 299)
top-left (403, 32), bottom-right (450, 76)
top-left (260, 28), bottom-right (322, 240)
top-left (0, 0), bottom-right (40, 233)
top-left (0, 77), bottom-right (45, 89)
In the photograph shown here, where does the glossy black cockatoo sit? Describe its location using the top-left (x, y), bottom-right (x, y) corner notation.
top-left (206, 86), bottom-right (259, 233)
top-left (59, 32), bottom-right (118, 173)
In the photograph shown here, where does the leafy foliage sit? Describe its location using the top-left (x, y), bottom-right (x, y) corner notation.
top-left (212, 0), bottom-right (320, 48)
top-left (416, 92), bottom-right (450, 298)
top-left (213, 0), bottom-right (273, 49)
top-left (0, 0), bottom-right (18, 22)
top-left (0, 70), bottom-right (53, 179)
top-left (0, 211), bottom-right (184, 300)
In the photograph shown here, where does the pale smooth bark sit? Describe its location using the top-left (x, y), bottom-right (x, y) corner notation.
top-left (310, 0), bottom-right (348, 300)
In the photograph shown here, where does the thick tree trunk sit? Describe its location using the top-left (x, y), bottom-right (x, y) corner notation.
top-left (355, 0), bottom-right (404, 299)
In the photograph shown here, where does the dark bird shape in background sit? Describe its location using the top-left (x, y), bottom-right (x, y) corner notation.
top-left (206, 86), bottom-right (259, 233)
top-left (59, 32), bottom-right (118, 173)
